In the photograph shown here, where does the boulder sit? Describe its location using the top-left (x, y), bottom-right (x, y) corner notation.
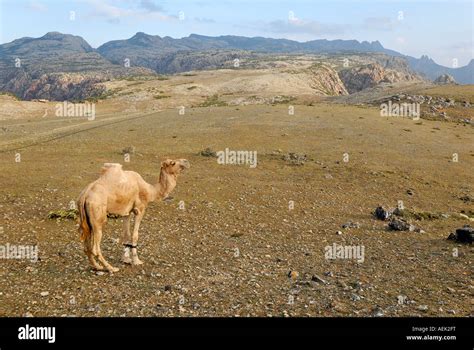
top-left (374, 206), bottom-right (392, 220)
top-left (434, 74), bottom-right (456, 85)
top-left (447, 225), bottom-right (473, 243)
top-left (388, 218), bottom-right (416, 231)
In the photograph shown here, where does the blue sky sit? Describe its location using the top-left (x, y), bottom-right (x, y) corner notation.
top-left (0, 0), bottom-right (472, 67)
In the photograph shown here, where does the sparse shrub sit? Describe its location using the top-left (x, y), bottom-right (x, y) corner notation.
top-left (199, 94), bottom-right (227, 107)
top-left (199, 147), bottom-right (217, 157)
top-left (282, 152), bottom-right (307, 165)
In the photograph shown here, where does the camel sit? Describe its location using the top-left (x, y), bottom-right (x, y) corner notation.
top-left (77, 159), bottom-right (190, 272)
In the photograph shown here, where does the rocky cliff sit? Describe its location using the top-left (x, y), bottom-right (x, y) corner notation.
top-left (338, 63), bottom-right (421, 93)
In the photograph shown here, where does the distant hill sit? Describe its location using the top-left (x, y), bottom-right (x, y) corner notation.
top-left (0, 32), bottom-right (94, 57)
top-left (97, 33), bottom-right (473, 83)
top-left (0, 32), bottom-right (130, 73)
top-left (97, 32), bottom-right (392, 70)
top-left (406, 55), bottom-right (473, 84)
top-left (0, 32), bottom-right (153, 100)
top-left (0, 31), bottom-right (472, 100)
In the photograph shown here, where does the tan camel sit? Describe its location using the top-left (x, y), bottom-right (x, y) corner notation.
top-left (77, 159), bottom-right (190, 272)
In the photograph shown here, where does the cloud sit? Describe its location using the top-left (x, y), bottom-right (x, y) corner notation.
top-left (86, 0), bottom-right (174, 24)
top-left (396, 36), bottom-right (406, 44)
top-left (27, 0), bottom-right (47, 12)
top-left (139, 0), bottom-right (162, 12)
top-left (247, 15), bottom-right (399, 38)
top-left (363, 17), bottom-right (398, 31)
top-left (442, 41), bottom-right (474, 63)
top-left (193, 17), bottom-right (216, 24)
top-left (264, 19), bottom-right (349, 36)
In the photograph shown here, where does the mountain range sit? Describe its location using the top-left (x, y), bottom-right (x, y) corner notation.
top-left (0, 32), bottom-right (472, 100)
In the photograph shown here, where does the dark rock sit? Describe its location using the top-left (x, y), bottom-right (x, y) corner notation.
top-left (342, 221), bottom-right (360, 229)
top-left (459, 195), bottom-right (473, 203)
top-left (374, 206), bottom-right (392, 220)
top-left (351, 294), bottom-right (361, 301)
top-left (448, 225), bottom-right (473, 243)
top-left (371, 306), bottom-right (384, 317)
top-left (121, 146), bottom-right (135, 155)
top-left (388, 218), bottom-right (416, 231)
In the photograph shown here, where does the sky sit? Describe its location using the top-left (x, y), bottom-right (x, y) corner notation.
top-left (0, 0), bottom-right (472, 67)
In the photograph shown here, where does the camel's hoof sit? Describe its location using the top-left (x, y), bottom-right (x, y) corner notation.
top-left (132, 259), bottom-right (144, 266)
top-left (92, 265), bottom-right (105, 271)
top-left (108, 267), bottom-right (120, 273)
top-left (122, 256), bottom-right (132, 264)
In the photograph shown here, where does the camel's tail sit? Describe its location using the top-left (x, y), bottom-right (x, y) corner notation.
top-left (77, 185), bottom-right (94, 242)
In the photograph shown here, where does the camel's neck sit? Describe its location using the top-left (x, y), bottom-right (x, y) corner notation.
top-left (152, 170), bottom-right (177, 201)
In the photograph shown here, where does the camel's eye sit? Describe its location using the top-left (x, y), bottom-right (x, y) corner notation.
top-left (171, 161), bottom-right (175, 166)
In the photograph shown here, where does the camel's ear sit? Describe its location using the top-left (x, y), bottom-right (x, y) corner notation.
top-left (161, 159), bottom-right (172, 168)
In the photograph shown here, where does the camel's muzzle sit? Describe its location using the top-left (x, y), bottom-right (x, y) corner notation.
top-left (179, 159), bottom-right (190, 170)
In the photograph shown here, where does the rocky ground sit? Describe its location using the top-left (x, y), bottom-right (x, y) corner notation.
top-left (0, 101), bottom-right (473, 317)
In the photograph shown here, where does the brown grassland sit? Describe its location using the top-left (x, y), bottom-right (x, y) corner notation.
top-left (0, 74), bottom-right (473, 317)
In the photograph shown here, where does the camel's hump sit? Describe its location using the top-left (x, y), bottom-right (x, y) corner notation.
top-left (100, 163), bottom-right (123, 175)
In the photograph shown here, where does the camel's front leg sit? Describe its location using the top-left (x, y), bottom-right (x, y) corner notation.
top-left (121, 215), bottom-right (133, 264)
top-left (131, 208), bottom-right (145, 265)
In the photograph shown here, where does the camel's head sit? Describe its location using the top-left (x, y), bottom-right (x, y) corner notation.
top-left (161, 158), bottom-right (190, 176)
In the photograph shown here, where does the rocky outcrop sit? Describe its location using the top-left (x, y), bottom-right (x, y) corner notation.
top-left (309, 64), bottom-right (348, 95)
top-left (0, 69), bottom-right (155, 101)
top-left (23, 73), bottom-right (106, 101)
top-left (338, 63), bottom-right (420, 93)
top-left (154, 50), bottom-right (251, 74)
top-left (434, 74), bottom-right (456, 84)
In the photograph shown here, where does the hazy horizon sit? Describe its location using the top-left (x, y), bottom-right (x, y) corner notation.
top-left (0, 0), bottom-right (472, 67)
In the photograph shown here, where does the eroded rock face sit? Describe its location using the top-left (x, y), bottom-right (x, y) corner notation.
top-left (309, 64), bottom-right (348, 96)
top-left (26, 74), bottom-right (107, 101)
top-left (338, 63), bottom-right (419, 93)
top-left (434, 74), bottom-right (456, 85)
top-left (2, 72), bottom-right (106, 101)
top-left (0, 66), bottom-right (153, 101)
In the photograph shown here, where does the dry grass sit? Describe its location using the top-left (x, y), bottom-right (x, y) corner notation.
top-left (416, 85), bottom-right (474, 103)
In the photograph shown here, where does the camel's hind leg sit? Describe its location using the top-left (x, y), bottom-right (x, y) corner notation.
top-left (92, 226), bottom-right (119, 273)
top-left (89, 206), bottom-right (119, 273)
top-left (84, 236), bottom-right (103, 271)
